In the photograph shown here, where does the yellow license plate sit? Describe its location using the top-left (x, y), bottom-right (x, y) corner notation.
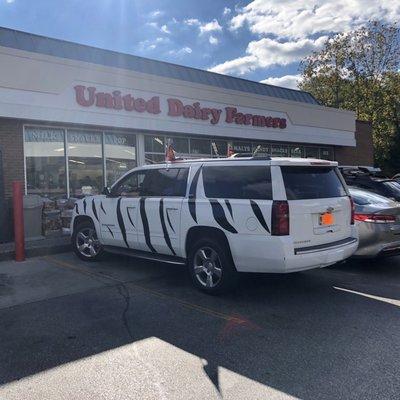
top-left (320, 212), bottom-right (334, 225)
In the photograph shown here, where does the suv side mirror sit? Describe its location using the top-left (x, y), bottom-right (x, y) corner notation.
top-left (102, 187), bottom-right (112, 196)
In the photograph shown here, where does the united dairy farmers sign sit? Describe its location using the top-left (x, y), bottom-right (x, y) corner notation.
top-left (74, 85), bottom-right (287, 129)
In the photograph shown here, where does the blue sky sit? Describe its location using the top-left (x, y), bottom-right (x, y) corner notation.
top-left (0, 0), bottom-right (398, 89)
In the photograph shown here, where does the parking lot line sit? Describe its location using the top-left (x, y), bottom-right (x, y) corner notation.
top-left (44, 256), bottom-right (248, 325)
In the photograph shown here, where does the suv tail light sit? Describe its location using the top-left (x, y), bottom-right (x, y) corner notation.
top-left (272, 201), bottom-right (289, 235)
top-left (349, 196), bottom-right (355, 225)
top-left (354, 213), bottom-right (397, 223)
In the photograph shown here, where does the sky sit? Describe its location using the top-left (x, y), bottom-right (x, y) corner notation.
top-left (0, 0), bottom-right (399, 90)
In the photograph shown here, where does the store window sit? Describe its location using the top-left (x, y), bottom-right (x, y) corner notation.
top-left (67, 130), bottom-right (103, 197)
top-left (167, 137), bottom-right (189, 155)
top-left (320, 147), bottom-right (334, 160)
top-left (190, 138), bottom-right (211, 156)
top-left (105, 132), bottom-right (136, 185)
top-left (145, 135), bottom-right (165, 153)
top-left (305, 147), bottom-right (320, 158)
top-left (211, 140), bottom-right (228, 157)
top-left (24, 127), bottom-right (67, 199)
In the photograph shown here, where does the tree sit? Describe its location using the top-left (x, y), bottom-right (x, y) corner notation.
top-left (299, 21), bottom-right (400, 172)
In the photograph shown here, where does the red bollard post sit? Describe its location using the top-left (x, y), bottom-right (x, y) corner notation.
top-left (12, 181), bottom-right (25, 262)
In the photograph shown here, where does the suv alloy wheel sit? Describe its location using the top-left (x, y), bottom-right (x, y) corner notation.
top-left (72, 220), bottom-right (104, 261)
top-left (188, 238), bottom-right (238, 294)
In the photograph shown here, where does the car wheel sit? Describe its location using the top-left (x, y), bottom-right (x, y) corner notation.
top-left (72, 220), bottom-right (104, 262)
top-left (188, 238), bottom-right (239, 294)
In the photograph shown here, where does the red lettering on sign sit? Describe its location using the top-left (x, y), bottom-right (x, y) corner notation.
top-left (74, 85), bottom-right (96, 107)
top-left (167, 98), bottom-right (183, 116)
top-left (225, 107), bottom-right (237, 123)
top-left (73, 86), bottom-right (287, 129)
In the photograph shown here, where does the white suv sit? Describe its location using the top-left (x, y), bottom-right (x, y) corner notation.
top-left (71, 157), bottom-right (358, 294)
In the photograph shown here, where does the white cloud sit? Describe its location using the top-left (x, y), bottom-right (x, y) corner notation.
top-left (184, 18), bottom-right (222, 34)
top-left (184, 18), bottom-right (200, 26)
top-left (169, 47), bottom-right (193, 57)
top-left (199, 19), bottom-right (222, 35)
top-left (149, 10), bottom-right (163, 18)
top-left (230, 0), bottom-right (400, 39)
top-left (161, 24), bottom-right (170, 34)
top-left (209, 36), bottom-right (327, 75)
top-left (138, 37), bottom-right (170, 51)
top-left (209, 35), bottom-right (219, 45)
top-left (260, 74), bottom-right (302, 90)
top-left (146, 22), bottom-right (159, 29)
top-left (223, 7), bottom-right (231, 16)
top-left (6, 0), bottom-right (15, 3)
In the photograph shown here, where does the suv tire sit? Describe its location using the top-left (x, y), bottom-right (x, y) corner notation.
top-left (72, 220), bottom-right (104, 262)
top-left (188, 238), bottom-right (239, 294)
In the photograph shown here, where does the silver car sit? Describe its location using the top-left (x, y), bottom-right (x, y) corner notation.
top-left (349, 187), bottom-right (400, 257)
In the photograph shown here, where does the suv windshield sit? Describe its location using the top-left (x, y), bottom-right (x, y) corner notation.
top-left (281, 166), bottom-right (347, 200)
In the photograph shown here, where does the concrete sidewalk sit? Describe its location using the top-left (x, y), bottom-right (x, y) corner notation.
top-left (0, 235), bottom-right (70, 262)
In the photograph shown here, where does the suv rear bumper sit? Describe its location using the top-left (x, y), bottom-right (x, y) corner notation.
top-left (284, 237), bottom-right (358, 272)
top-left (230, 229), bottom-right (358, 273)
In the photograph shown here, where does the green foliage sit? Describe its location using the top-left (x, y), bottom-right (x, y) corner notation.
top-left (299, 21), bottom-right (400, 172)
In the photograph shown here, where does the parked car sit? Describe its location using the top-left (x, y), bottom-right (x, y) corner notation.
top-left (340, 167), bottom-right (400, 201)
top-left (349, 187), bottom-right (400, 257)
top-left (392, 173), bottom-right (400, 183)
top-left (71, 157), bottom-right (358, 294)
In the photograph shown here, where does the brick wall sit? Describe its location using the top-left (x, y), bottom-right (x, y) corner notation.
top-left (335, 120), bottom-right (374, 166)
top-left (0, 118), bottom-right (24, 198)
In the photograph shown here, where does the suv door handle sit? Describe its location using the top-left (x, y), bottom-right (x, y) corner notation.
top-left (166, 207), bottom-right (178, 211)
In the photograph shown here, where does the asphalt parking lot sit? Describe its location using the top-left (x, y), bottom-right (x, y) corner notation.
top-left (0, 252), bottom-right (399, 400)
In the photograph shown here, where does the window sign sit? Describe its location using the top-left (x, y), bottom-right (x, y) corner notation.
top-left (24, 127), bottom-right (67, 198)
top-left (232, 142), bottom-right (252, 153)
top-left (271, 145), bottom-right (289, 157)
top-left (252, 143), bottom-right (270, 155)
top-left (289, 146), bottom-right (303, 158)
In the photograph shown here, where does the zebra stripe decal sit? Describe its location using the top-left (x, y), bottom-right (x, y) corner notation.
top-left (117, 197), bottom-right (129, 248)
top-left (188, 167), bottom-right (201, 223)
top-left (225, 199), bottom-right (233, 220)
top-left (159, 199), bottom-right (176, 256)
top-left (140, 197), bottom-right (156, 253)
top-left (100, 201), bottom-right (106, 214)
top-left (92, 199), bottom-right (99, 222)
top-left (250, 200), bottom-right (270, 233)
top-left (83, 198), bottom-right (87, 214)
top-left (107, 225), bottom-right (114, 238)
top-left (126, 208), bottom-right (135, 228)
top-left (209, 199), bottom-right (238, 234)
top-left (75, 203), bottom-right (79, 215)
top-left (166, 209), bottom-right (175, 233)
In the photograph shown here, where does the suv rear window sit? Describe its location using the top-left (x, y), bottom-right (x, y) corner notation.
top-left (203, 166), bottom-right (272, 199)
top-left (281, 166), bottom-right (347, 200)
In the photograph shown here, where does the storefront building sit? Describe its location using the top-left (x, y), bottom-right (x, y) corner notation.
top-left (0, 26), bottom-right (373, 207)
